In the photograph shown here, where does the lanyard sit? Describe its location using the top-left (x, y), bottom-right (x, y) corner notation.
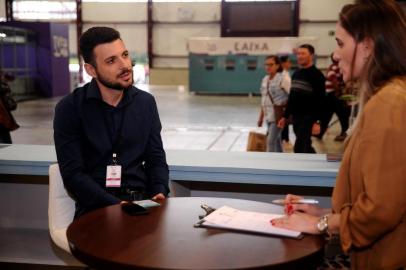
top-left (100, 103), bottom-right (127, 163)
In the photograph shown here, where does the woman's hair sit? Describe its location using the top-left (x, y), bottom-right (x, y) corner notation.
top-left (339, 0), bottom-right (406, 103)
top-left (265, 55), bottom-right (283, 73)
top-left (339, 0), bottom-right (406, 135)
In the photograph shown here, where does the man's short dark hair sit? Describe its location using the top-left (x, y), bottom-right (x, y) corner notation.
top-left (299, 44), bottom-right (315, 55)
top-left (79, 27), bottom-right (121, 65)
top-left (280, 55), bottom-right (290, 63)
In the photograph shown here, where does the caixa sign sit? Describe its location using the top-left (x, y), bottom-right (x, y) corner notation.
top-left (188, 37), bottom-right (318, 56)
top-left (234, 42), bottom-right (270, 53)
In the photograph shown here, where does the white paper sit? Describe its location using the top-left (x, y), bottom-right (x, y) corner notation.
top-left (202, 206), bottom-right (302, 238)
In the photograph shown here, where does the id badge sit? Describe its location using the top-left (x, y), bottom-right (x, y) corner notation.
top-left (106, 165), bottom-right (122, 187)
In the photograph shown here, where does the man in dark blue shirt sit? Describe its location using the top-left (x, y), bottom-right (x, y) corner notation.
top-left (53, 27), bottom-right (169, 218)
top-left (278, 44), bottom-right (325, 153)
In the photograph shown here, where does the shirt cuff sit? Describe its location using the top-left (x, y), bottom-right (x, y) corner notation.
top-left (103, 192), bottom-right (121, 205)
top-left (149, 184), bottom-right (169, 197)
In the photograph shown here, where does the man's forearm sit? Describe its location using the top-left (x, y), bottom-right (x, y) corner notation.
top-left (63, 171), bottom-right (121, 208)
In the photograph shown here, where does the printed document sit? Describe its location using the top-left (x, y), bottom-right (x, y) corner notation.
top-left (202, 206), bottom-right (302, 239)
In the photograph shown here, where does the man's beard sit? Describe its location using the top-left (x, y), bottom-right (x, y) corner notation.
top-left (96, 69), bottom-right (133, 91)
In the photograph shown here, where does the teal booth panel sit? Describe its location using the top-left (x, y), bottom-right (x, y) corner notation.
top-left (189, 54), bottom-right (267, 94)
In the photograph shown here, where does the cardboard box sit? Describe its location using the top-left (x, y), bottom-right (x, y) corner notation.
top-left (247, 131), bottom-right (266, 152)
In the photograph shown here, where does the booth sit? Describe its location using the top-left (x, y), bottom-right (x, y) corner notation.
top-left (188, 37), bottom-right (317, 95)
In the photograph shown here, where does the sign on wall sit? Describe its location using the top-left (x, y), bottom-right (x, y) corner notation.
top-left (188, 37), bottom-right (318, 56)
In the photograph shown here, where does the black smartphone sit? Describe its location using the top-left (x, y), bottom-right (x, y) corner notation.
top-left (121, 202), bottom-right (149, 216)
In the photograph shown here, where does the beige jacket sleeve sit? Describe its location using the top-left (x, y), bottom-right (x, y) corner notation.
top-left (339, 84), bottom-right (406, 251)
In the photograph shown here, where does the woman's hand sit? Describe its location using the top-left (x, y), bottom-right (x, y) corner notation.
top-left (257, 110), bottom-right (264, 127)
top-left (283, 194), bottom-right (327, 217)
top-left (257, 117), bottom-right (263, 127)
top-left (283, 194), bottom-right (304, 204)
top-left (271, 212), bottom-right (321, 234)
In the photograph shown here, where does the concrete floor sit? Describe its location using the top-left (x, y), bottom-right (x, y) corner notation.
top-left (10, 85), bottom-right (344, 154)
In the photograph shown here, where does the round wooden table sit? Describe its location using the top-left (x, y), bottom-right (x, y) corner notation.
top-left (67, 197), bottom-right (325, 270)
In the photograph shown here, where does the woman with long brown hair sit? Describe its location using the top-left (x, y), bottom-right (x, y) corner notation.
top-left (271, 0), bottom-right (406, 268)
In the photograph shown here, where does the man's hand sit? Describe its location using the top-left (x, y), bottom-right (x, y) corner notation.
top-left (312, 122), bottom-right (321, 135)
top-left (277, 117), bottom-right (286, 129)
top-left (152, 193), bottom-right (166, 200)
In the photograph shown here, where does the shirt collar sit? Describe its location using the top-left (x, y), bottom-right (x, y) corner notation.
top-left (85, 78), bottom-right (139, 107)
top-left (86, 79), bottom-right (103, 100)
top-left (301, 65), bottom-right (315, 70)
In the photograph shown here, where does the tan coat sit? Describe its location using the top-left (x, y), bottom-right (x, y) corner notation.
top-left (332, 77), bottom-right (406, 269)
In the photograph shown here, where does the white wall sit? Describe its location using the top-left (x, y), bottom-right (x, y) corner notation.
top-left (0, 0), bottom-right (5, 21)
top-left (153, 2), bottom-right (220, 22)
top-left (67, 0), bottom-right (353, 68)
top-left (83, 23), bottom-right (147, 56)
top-left (68, 2), bottom-right (147, 56)
top-left (300, 0), bottom-right (353, 21)
top-left (152, 2), bottom-right (220, 68)
top-left (153, 24), bottom-right (220, 67)
top-left (68, 23), bottom-right (77, 56)
top-left (69, 23), bottom-right (147, 58)
top-left (299, 0), bottom-right (354, 68)
top-left (300, 23), bottom-right (337, 55)
top-left (82, 2), bottom-right (147, 22)
top-left (69, 2), bottom-right (221, 65)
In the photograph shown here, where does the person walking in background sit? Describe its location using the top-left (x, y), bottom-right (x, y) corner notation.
top-left (317, 53), bottom-right (351, 141)
top-left (279, 55), bottom-right (292, 145)
top-left (0, 70), bottom-right (19, 143)
top-left (257, 55), bottom-right (291, 152)
top-left (278, 44), bottom-right (325, 153)
top-left (272, 1), bottom-right (406, 268)
top-left (280, 55), bottom-right (293, 77)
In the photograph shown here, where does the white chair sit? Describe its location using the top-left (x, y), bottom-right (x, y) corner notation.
top-left (48, 164), bottom-right (75, 253)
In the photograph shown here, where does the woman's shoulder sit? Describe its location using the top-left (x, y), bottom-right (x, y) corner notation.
top-left (271, 72), bottom-right (284, 83)
top-left (374, 76), bottom-right (406, 105)
top-left (363, 76), bottom-right (406, 121)
top-left (388, 76), bottom-right (406, 93)
top-left (281, 71), bottom-right (291, 82)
